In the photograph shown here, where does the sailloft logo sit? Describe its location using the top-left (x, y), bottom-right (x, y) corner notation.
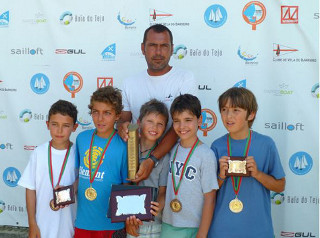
top-left (30, 73), bottom-right (50, 94)
top-left (3, 167), bottom-right (21, 187)
top-left (289, 152), bottom-right (313, 175)
top-left (204, 5), bottom-right (227, 28)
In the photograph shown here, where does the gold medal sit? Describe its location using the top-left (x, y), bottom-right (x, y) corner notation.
top-left (85, 186), bottom-right (97, 201)
top-left (49, 199), bottom-right (59, 211)
top-left (170, 198), bottom-right (182, 212)
top-left (229, 198), bottom-right (243, 213)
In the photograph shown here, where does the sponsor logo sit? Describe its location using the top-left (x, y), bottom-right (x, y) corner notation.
top-left (0, 200), bottom-right (5, 214)
top-left (11, 48), bottom-right (43, 55)
top-left (281, 6), bottom-right (298, 24)
top-left (0, 81), bottom-right (17, 92)
top-left (0, 11), bottom-right (9, 27)
top-left (289, 151), bottom-right (313, 175)
top-left (22, 12), bottom-right (47, 24)
top-left (265, 122), bottom-right (303, 131)
top-left (281, 231), bottom-right (316, 237)
top-left (55, 49), bottom-right (86, 54)
top-left (237, 46), bottom-right (258, 64)
top-left (19, 109), bottom-right (32, 122)
top-left (204, 4), bottom-right (227, 28)
top-left (0, 143), bottom-right (13, 150)
top-left (3, 167), bottom-right (21, 187)
top-left (311, 83), bottom-right (319, 98)
top-left (24, 145), bottom-right (37, 151)
top-left (77, 115), bottom-right (93, 130)
top-left (234, 79), bottom-right (247, 88)
top-left (30, 73), bottom-right (50, 94)
top-left (97, 77), bottom-right (113, 88)
top-left (271, 192), bottom-right (285, 205)
top-left (79, 147), bottom-right (107, 180)
top-left (264, 83), bottom-right (294, 96)
top-left (273, 43), bottom-right (298, 58)
top-left (287, 195), bottom-right (319, 205)
top-left (173, 45), bottom-right (187, 60)
top-left (314, 13), bottom-right (319, 19)
top-left (63, 72), bottom-right (83, 98)
top-left (242, 1), bottom-right (266, 30)
top-left (189, 48), bottom-right (222, 57)
top-left (198, 85), bottom-right (212, 90)
top-left (101, 43), bottom-right (116, 61)
top-left (149, 9), bottom-right (189, 27)
top-left (199, 109), bottom-right (217, 136)
top-left (117, 12), bottom-right (136, 29)
top-left (60, 11), bottom-right (73, 25)
top-left (0, 110), bottom-right (7, 119)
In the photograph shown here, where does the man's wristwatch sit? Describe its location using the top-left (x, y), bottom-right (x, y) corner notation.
top-left (148, 154), bottom-right (159, 167)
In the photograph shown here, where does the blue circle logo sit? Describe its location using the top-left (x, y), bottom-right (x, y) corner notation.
top-left (173, 45), bottom-right (187, 59)
top-left (60, 11), bottom-right (73, 25)
top-left (19, 109), bottom-right (32, 122)
top-left (204, 5), bottom-right (227, 28)
top-left (271, 192), bottom-right (285, 205)
top-left (30, 73), bottom-right (50, 94)
top-left (289, 151), bottom-right (313, 175)
top-left (3, 167), bottom-right (21, 187)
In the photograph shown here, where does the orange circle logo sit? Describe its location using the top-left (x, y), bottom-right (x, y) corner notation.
top-left (199, 109), bottom-right (217, 137)
top-left (242, 1), bottom-right (266, 30)
top-left (63, 71), bottom-right (83, 98)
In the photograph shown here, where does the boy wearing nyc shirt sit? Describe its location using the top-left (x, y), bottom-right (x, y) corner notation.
top-left (75, 86), bottom-right (128, 238)
top-left (208, 87), bottom-right (286, 238)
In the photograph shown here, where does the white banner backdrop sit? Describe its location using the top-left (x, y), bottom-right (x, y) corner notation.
top-left (0, 0), bottom-right (318, 237)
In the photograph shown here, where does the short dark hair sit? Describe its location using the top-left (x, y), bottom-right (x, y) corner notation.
top-left (48, 100), bottom-right (78, 124)
top-left (218, 87), bottom-right (258, 128)
top-left (88, 86), bottom-right (123, 115)
top-left (139, 99), bottom-right (169, 125)
top-left (170, 94), bottom-right (201, 118)
top-left (143, 24), bottom-right (173, 45)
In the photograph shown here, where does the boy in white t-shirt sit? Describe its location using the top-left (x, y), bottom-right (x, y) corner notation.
top-left (18, 100), bottom-right (78, 238)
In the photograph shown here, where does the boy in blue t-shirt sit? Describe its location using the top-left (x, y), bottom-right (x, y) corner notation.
top-left (75, 86), bottom-right (128, 238)
top-left (208, 87), bottom-right (286, 238)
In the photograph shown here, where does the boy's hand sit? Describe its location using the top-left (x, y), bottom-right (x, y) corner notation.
top-left (125, 216), bottom-right (143, 237)
top-left (218, 156), bottom-right (229, 180)
top-left (117, 121), bottom-right (130, 142)
top-left (246, 156), bottom-right (260, 178)
top-left (29, 223), bottom-right (41, 238)
top-left (150, 201), bottom-right (160, 217)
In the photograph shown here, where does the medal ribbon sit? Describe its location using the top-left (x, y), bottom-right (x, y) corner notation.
top-left (88, 129), bottom-right (116, 184)
top-left (171, 138), bottom-right (199, 196)
top-left (141, 142), bottom-right (157, 160)
top-left (227, 130), bottom-right (252, 196)
top-left (47, 141), bottom-right (71, 189)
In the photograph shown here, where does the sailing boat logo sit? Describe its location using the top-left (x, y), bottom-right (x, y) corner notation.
top-left (289, 152), bottom-right (313, 175)
top-left (273, 43), bottom-right (298, 58)
top-left (149, 9), bottom-right (173, 22)
top-left (30, 73), bottom-right (50, 94)
top-left (3, 167), bottom-right (21, 187)
top-left (204, 5), bottom-right (227, 28)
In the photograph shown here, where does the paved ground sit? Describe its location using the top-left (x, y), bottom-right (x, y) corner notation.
top-left (0, 226), bottom-right (28, 238)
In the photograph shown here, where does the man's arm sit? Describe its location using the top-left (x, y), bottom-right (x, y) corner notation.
top-left (197, 190), bottom-right (216, 238)
top-left (246, 156), bottom-right (286, 193)
top-left (26, 189), bottom-right (41, 238)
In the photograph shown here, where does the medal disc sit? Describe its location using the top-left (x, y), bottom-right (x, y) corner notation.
top-left (229, 198), bottom-right (243, 213)
top-left (170, 198), bottom-right (182, 212)
top-left (85, 187), bottom-right (97, 201)
top-left (49, 199), bottom-right (60, 211)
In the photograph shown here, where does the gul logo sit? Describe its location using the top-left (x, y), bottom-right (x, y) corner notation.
top-left (243, 1), bottom-right (266, 30)
top-left (237, 46), bottom-right (258, 64)
top-left (281, 6), bottom-right (298, 24)
top-left (11, 48), bottom-right (43, 55)
top-left (3, 167), bottom-right (21, 187)
top-left (24, 145), bottom-right (37, 151)
top-left (264, 122), bottom-right (303, 131)
top-left (19, 109), bottom-right (32, 122)
top-left (101, 43), bottom-right (116, 61)
top-left (30, 73), bottom-right (50, 94)
top-left (63, 72), bottom-right (83, 98)
top-left (0, 11), bottom-right (9, 27)
top-left (97, 77), bottom-right (113, 88)
top-left (173, 45), bottom-right (187, 59)
top-left (204, 4), bottom-right (227, 28)
top-left (271, 192), bottom-right (285, 205)
top-left (60, 11), bottom-right (73, 25)
top-left (0, 200), bottom-right (5, 214)
top-left (273, 43), bottom-right (298, 58)
top-left (0, 143), bottom-right (13, 150)
top-left (234, 79), bottom-right (247, 88)
top-left (289, 152), bottom-right (313, 175)
top-left (311, 83), bottom-right (319, 98)
top-left (198, 85), bottom-right (212, 90)
top-left (117, 12), bottom-right (136, 26)
top-left (55, 49), bottom-right (86, 54)
top-left (149, 9), bottom-right (173, 22)
top-left (199, 109), bottom-right (217, 136)
top-left (281, 231), bottom-right (316, 237)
